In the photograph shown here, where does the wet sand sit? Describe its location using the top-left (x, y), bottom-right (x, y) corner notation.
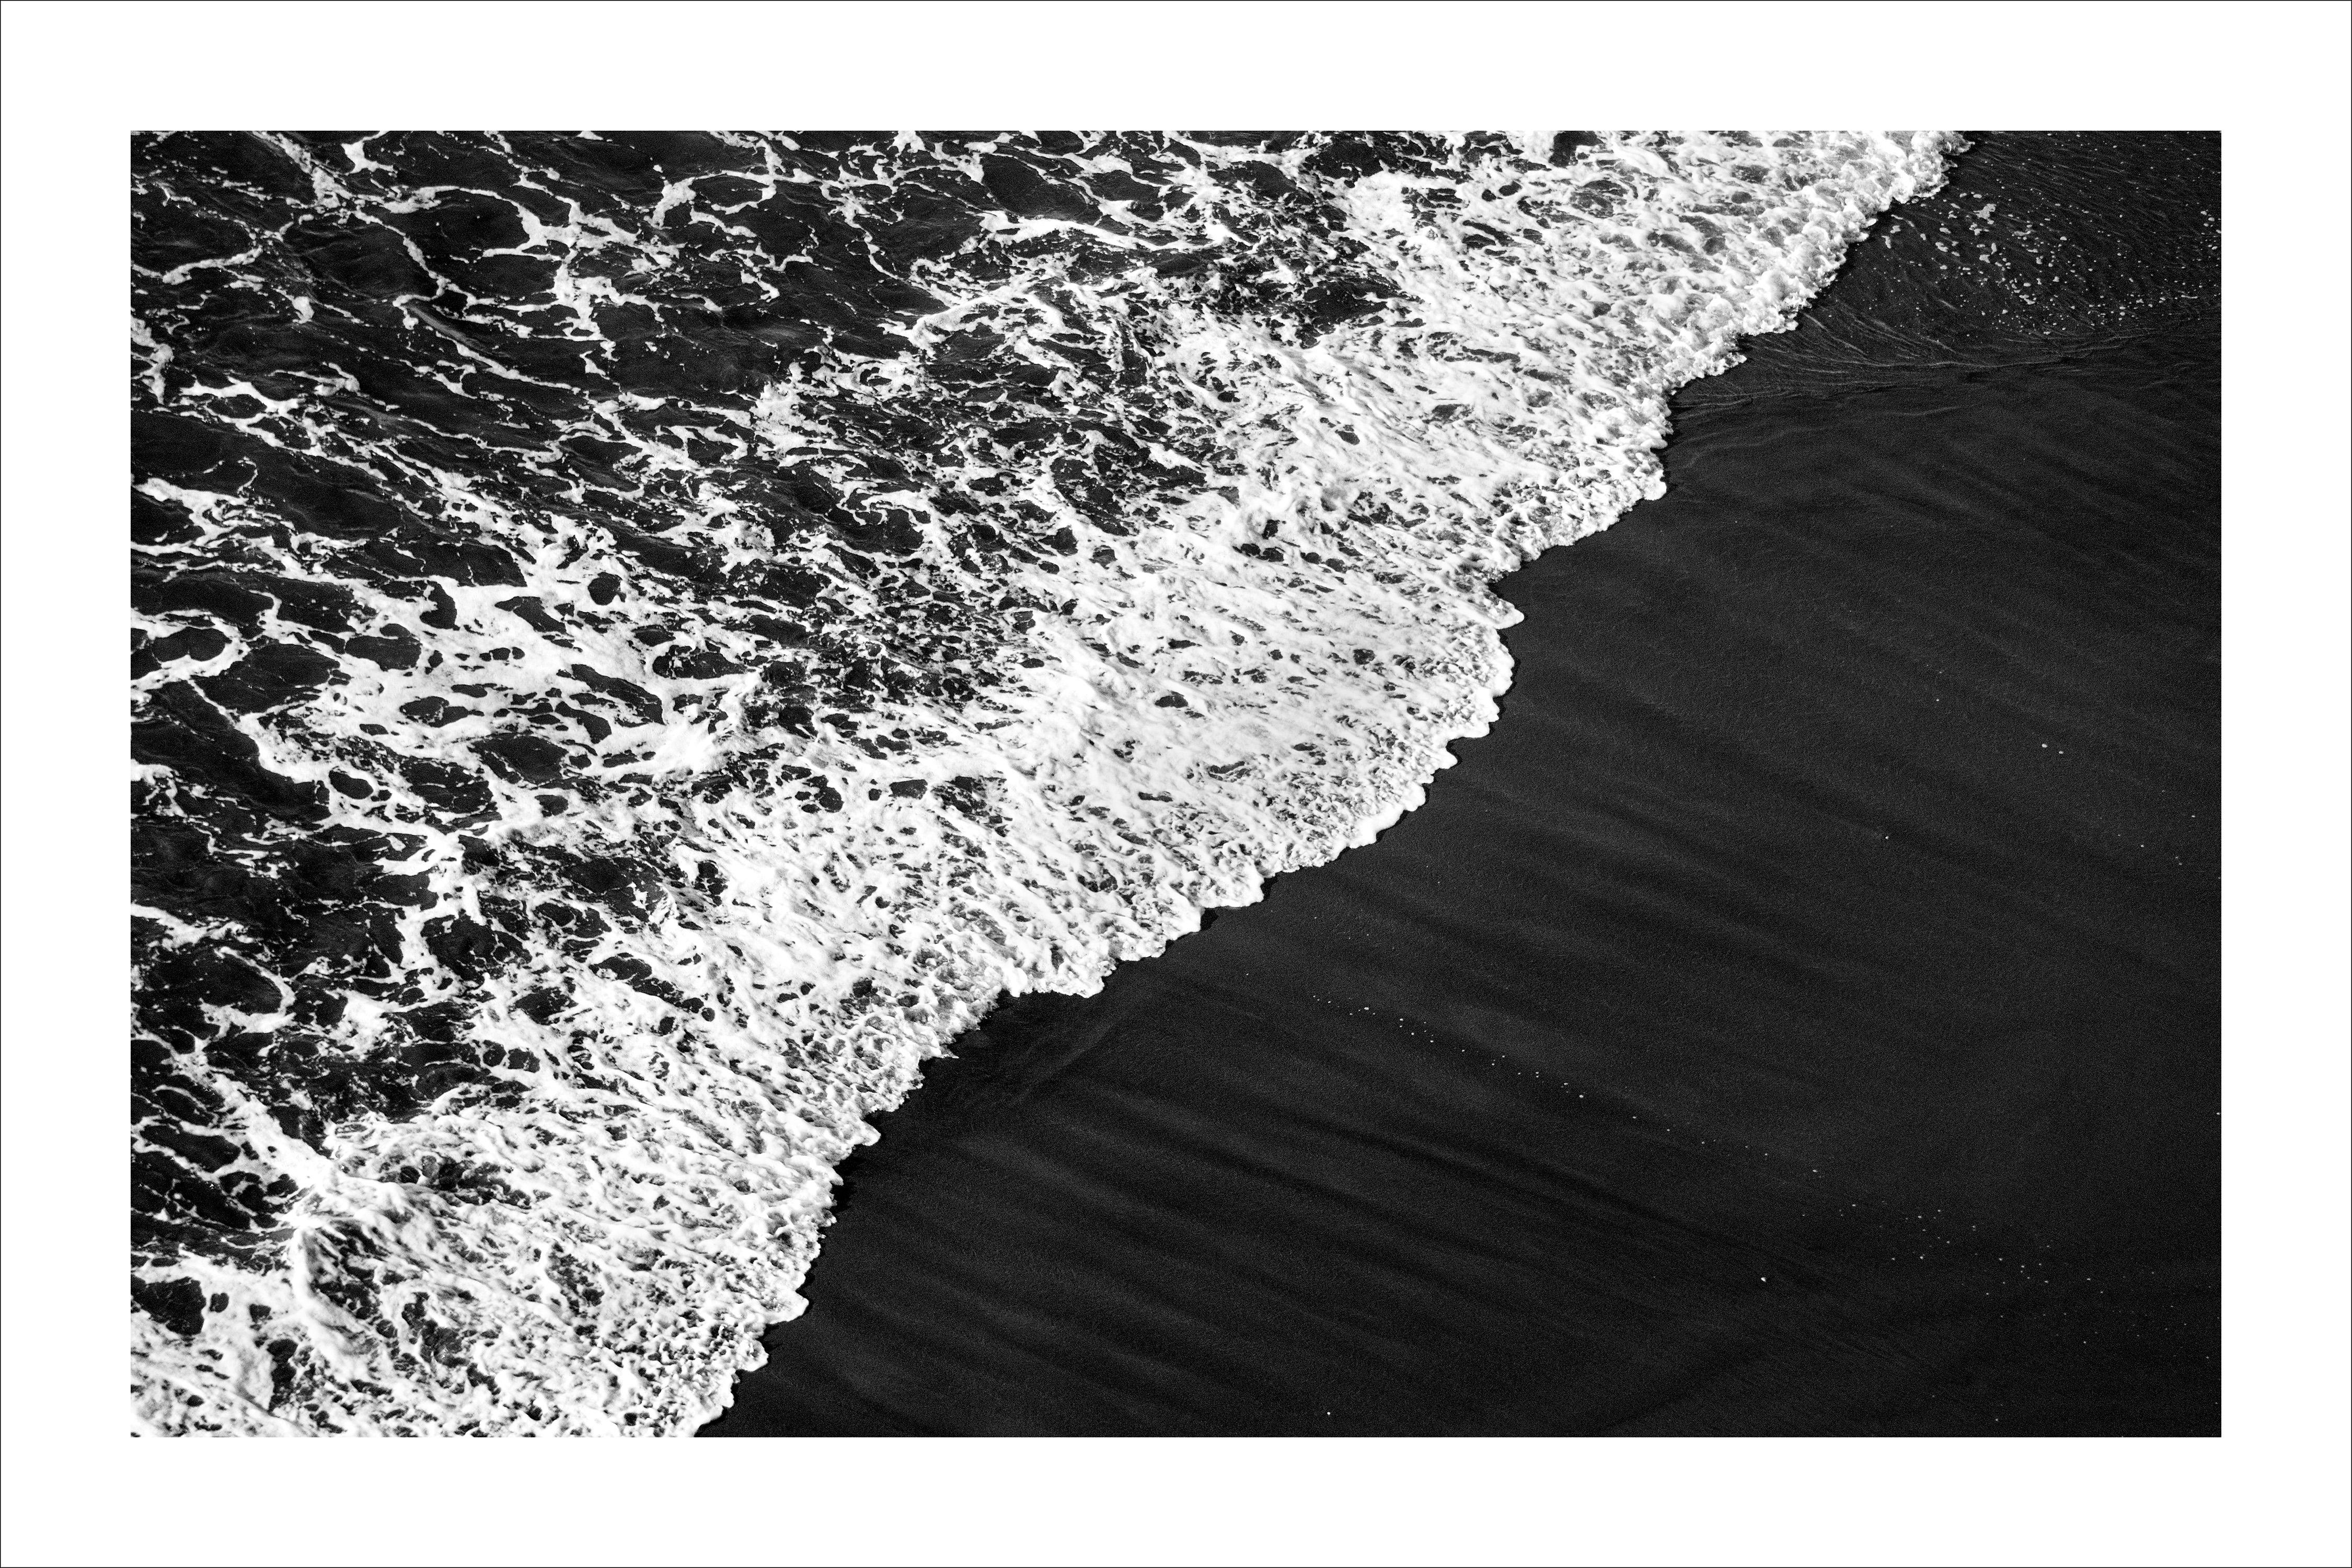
top-left (705, 306), bottom-right (2219, 1435)
top-left (704, 132), bottom-right (2221, 1435)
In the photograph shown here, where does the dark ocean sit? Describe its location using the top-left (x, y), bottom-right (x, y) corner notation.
top-left (129, 130), bottom-right (2215, 1436)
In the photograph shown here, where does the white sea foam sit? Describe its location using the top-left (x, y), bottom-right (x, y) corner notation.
top-left (132, 131), bottom-right (1957, 1434)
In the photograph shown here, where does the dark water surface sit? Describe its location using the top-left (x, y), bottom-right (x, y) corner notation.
top-left (706, 136), bottom-right (2219, 1436)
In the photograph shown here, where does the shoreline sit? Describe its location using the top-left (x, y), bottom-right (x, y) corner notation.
top-left (703, 286), bottom-right (2220, 1434)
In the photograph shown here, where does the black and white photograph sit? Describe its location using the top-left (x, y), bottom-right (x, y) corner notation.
top-left (4, 5), bottom-right (2348, 1566)
top-left (121, 121), bottom-right (2230, 1439)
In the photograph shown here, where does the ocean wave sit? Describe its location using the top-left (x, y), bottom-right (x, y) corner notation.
top-left (131, 130), bottom-right (1956, 1434)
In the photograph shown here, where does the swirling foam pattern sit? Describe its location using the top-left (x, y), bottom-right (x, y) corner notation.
top-left (131, 130), bottom-right (1956, 1434)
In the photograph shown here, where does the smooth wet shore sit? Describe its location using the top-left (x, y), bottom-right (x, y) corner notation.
top-left (705, 137), bottom-right (2220, 1437)
top-left (705, 329), bottom-right (2218, 1436)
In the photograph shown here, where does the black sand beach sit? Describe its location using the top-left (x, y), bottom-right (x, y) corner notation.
top-left (705, 136), bottom-right (2220, 1437)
